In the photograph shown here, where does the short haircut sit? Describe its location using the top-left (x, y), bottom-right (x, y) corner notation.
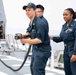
top-left (36, 4), bottom-right (44, 11)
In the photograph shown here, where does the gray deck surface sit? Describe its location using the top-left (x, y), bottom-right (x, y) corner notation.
top-left (0, 51), bottom-right (65, 75)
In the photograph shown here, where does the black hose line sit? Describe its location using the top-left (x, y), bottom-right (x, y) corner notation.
top-left (0, 45), bottom-right (31, 71)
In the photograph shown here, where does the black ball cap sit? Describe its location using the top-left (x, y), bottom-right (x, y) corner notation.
top-left (23, 2), bottom-right (36, 10)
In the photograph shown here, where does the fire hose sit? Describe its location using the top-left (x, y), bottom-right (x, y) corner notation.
top-left (0, 33), bottom-right (32, 71)
top-left (0, 45), bottom-right (31, 71)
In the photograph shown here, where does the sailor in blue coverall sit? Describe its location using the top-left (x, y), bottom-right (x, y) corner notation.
top-left (50, 8), bottom-right (76, 75)
top-left (36, 4), bottom-right (48, 28)
top-left (29, 16), bottom-right (51, 75)
top-left (21, 3), bottom-right (51, 75)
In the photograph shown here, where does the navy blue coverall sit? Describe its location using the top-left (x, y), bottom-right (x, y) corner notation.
top-left (27, 16), bottom-right (51, 75)
top-left (40, 16), bottom-right (49, 31)
top-left (53, 19), bottom-right (76, 75)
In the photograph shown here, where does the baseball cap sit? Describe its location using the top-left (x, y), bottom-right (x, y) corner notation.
top-left (23, 2), bottom-right (36, 10)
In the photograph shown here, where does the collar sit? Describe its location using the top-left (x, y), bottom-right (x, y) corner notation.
top-left (63, 19), bottom-right (75, 27)
top-left (29, 16), bottom-right (37, 27)
top-left (40, 16), bottom-right (43, 19)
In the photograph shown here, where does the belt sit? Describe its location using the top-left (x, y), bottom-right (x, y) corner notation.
top-left (34, 44), bottom-right (50, 48)
top-left (64, 42), bottom-right (74, 46)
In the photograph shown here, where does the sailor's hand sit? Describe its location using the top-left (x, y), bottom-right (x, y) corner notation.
top-left (20, 39), bottom-right (26, 44)
top-left (20, 38), bottom-right (31, 44)
top-left (50, 36), bottom-right (53, 40)
top-left (70, 55), bottom-right (76, 62)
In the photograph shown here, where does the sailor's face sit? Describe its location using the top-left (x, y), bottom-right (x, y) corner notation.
top-left (63, 10), bottom-right (73, 22)
top-left (25, 8), bottom-right (35, 18)
top-left (36, 8), bottom-right (43, 17)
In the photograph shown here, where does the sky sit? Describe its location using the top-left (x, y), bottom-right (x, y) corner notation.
top-left (2, 0), bottom-right (76, 36)
top-left (3, 0), bottom-right (76, 35)
top-left (1, 0), bottom-right (76, 51)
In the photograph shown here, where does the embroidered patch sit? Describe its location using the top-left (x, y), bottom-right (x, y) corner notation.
top-left (65, 28), bottom-right (72, 33)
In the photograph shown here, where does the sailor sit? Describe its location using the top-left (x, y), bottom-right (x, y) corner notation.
top-left (20, 2), bottom-right (51, 75)
top-left (36, 4), bottom-right (48, 26)
top-left (50, 8), bottom-right (76, 75)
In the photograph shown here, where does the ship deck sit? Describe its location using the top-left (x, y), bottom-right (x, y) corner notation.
top-left (0, 51), bottom-right (65, 75)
